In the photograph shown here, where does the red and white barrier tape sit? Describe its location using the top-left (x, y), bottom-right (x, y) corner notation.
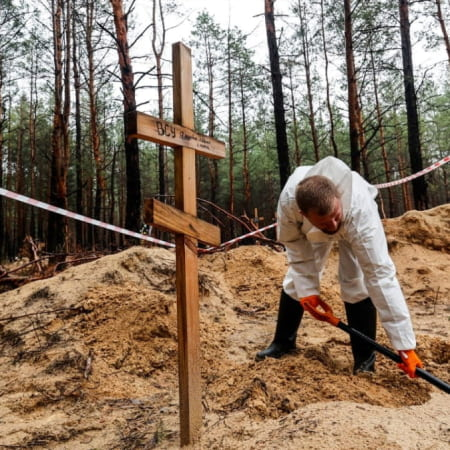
top-left (199, 222), bottom-right (277, 253)
top-left (0, 188), bottom-right (175, 249)
top-left (0, 186), bottom-right (275, 252)
top-left (374, 155), bottom-right (449, 189)
top-left (211, 155), bottom-right (449, 250)
top-left (1, 155), bottom-right (447, 252)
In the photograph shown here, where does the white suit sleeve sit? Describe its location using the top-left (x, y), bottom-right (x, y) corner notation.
top-left (277, 200), bottom-right (321, 299)
top-left (346, 200), bottom-right (416, 350)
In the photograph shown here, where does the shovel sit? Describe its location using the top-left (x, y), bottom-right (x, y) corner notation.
top-left (300, 296), bottom-right (450, 394)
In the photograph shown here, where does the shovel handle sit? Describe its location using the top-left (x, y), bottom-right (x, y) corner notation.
top-left (338, 322), bottom-right (450, 394)
top-left (301, 296), bottom-right (450, 394)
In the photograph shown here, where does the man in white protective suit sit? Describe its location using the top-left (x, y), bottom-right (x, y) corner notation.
top-left (256, 156), bottom-right (423, 378)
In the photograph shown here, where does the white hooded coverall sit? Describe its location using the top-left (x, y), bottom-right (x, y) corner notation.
top-left (277, 156), bottom-right (416, 351)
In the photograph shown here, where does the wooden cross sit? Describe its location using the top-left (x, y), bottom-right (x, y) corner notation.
top-left (128, 42), bottom-right (225, 447)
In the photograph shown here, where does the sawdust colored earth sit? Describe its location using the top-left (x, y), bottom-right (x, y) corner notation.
top-left (0, 204), bottom-right (449, 449)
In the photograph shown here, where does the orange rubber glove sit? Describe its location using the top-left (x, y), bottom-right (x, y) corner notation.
top-left (300, 295), bottom-right (339, 326)
top-left (398, 350), bottom-right (423, 378)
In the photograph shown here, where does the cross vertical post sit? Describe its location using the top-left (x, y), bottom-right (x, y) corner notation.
top-left (128, 41), bottom-right (225, 447)
top-left (172, 42), bottom-right (201, 446)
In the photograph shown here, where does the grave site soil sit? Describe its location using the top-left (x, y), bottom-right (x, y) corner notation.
top-left (0, 205), bottom-right (449, 449)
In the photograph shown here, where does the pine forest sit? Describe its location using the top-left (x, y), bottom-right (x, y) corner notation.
top-left (0, 0), bottom-right (449, 261)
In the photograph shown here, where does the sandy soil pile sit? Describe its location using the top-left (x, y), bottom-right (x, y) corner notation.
top-left (0, 205), bottom-right (449, 449)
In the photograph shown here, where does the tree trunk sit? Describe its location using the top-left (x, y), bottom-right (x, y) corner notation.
top-left (370, 47), bottom-right (394, 216)
top-left (5, 107), bottom-right (14, 259)
top-left (344, 0), bottom-right (362, 173)
top-left (152, 0), bottom-right (168, 197)
top-left (265, 0), bottom-right (290, 187)
top-left (320, 0), bottom-right (338, 157)
top-left (238, 62), bottom-right (251, 213)
top-left (287, 63), bottom-right (301, 166)
top-left (357, 93), bottom-right (369, 179)
top-left (205, 38), bottom-right (219, 204)
top-left (227, 29), bottom-right (235, 216)
top-left (48, 0), bottom-right (70, 254)
top-left (297, 0), bottom-right (320, 162)
top-left (72, 5), bottom-right (85, 249)
top-left (0, 57), bottom-right (5, 259)
top-left (28, 45), bottom-right (39, 239)
top-left (399, 0), bottom-right (428, 210)
top-left (398, 153), bottom-right (413, 213)
top-left (87, 0), bottom-right (106, 247)
top-left (62, 0), bottom-right (72, 249)
top-left (109, 144), bottom-right (119, 248)
top-left (435, 0), bottom-right (450, 65)
top-left (16, 101), bottom-right (25, 244)
top-left (110, 0), bottom-right (141, 233)
top-left (393, 109), bottom-right (413, 214)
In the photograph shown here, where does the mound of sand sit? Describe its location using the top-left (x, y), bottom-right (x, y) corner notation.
top-left (0, 205), bottom-right (449, 449)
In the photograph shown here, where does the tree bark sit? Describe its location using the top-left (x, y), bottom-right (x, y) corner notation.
top-left (72, 5), bottom-right (85, 249)
top-left (227, 29), bottom-right (235, 215)
top-left (320, 0), bottom-right (338, 157)
top-left (265, 0), bottom-right (290, 187)
top-left (48, 0), bottom-right (71, 253)
top-left (399, 0), bottom-right (428, 210)
top-left (238, 61), bottom-right (251, 213)
top-left (370, 47), bottom-right (394, 216)
top-left (87, 0), bottom-right (106, 245)
top-left (344, 0), bottom-right (362, 173)
top-left (0, 56), bottom-right (5, 259)
top-left (16, 101), bottom-right (25, 244)
top-left (205, 36), bottom-right (219, 204)
top-left (435, 0), bottom-right (450, 65)
top-left (152, 0), bottom-right (168, 197)
top-left (287, 63), bottom-right (301, 166)
top-left (110, 0), bottom-right (142, 233)
top-left (28, 45), bottom-right (39, 240)
top-left (297, 0), bottom-right (320, 162)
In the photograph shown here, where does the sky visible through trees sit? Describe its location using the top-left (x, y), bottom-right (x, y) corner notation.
top-left (0, 0), bottom-right (449, 259)
top-left (94, 0), bottom-right (449, 125)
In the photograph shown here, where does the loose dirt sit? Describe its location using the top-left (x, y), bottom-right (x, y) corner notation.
top-left (0, 204), bottom-right (449, 449)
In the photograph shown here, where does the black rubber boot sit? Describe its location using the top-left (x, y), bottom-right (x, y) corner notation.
top-left (344, 297), bottom-right (377, 374)
top-left (255, 290), bottom-right (304, 361)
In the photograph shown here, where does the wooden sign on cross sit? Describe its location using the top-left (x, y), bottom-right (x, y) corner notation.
top-left (128, 42), bottom-right (225, 447)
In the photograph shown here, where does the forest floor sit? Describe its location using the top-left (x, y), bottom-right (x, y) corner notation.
top-left (0, 204), bottom-right (449, 449)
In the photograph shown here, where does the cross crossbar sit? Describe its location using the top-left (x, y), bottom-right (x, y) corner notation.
top-left (128, 111), bottom-right (225, 159)
top-left (144, 198), bottom-right (220, 246)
